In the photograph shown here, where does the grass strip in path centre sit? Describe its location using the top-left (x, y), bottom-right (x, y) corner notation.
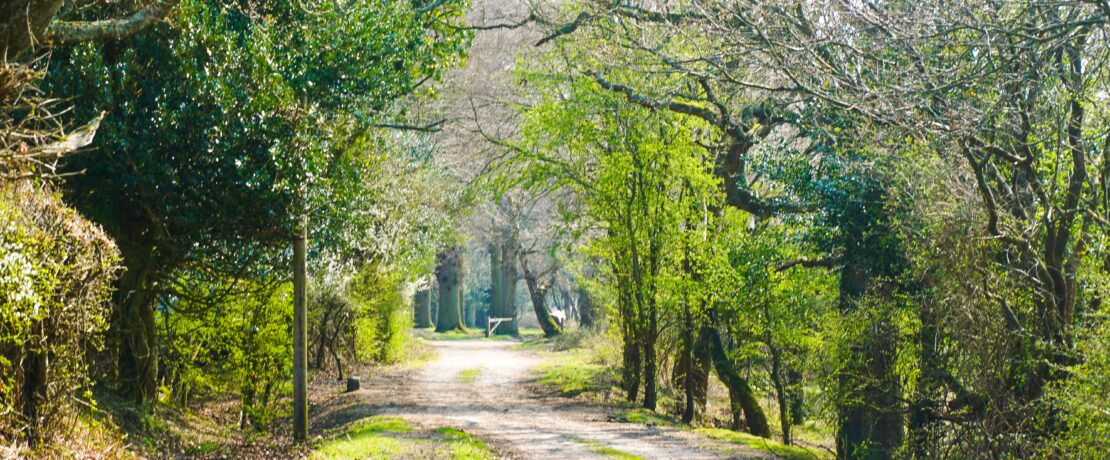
top-left (311, 416), bottom-right (496, 460)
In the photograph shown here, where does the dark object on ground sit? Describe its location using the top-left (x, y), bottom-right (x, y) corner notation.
top-left (346, 377), bottom-right (361, 393)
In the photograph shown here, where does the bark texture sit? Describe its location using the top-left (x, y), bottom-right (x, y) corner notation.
top-left (435, 248), bottom-right (467, 333)
top-left (413, 288), bottom-right (433, 328)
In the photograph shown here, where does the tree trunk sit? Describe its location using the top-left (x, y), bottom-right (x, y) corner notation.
top-left (20, 348), bottom-right (47, 444)
top-left (114, 261), bottom-right (159, 404)
top-left (700, 325), bottom-right (771, 438)
top-left (314, 306), bottom-right (334, 369)
top-left (680, 346), bottom-right (696, 424)
top-left (615, 273), bottom-right (641, 402)
top-left (769, 343), bottom-right (792, 445)
top-left (621, 336), bottom-right (641, 403)
top-left (836, 260), bottom-right (904, 460)
top-left (329, 342), bottom-right (344, 380)
top-left (674, 339), bottom-right (709, 424)
top-left (413, 288), bottom-right (433, 328)
top-left (489, 242), bottom-right (503, 321)
top-left (641, 291), bottom-right (659, 411)
top-left (518, 250), bottom-right (561, 338)
top-left (908, 302), bottom-right (941, 458)
top-left (435, 248), bottom-right (466, 333)
top-left (837, 322), bottom-right (903, 460)
top-left (497, 236), bottom-right (519, 335)
top-left (524, 280), bottom-right (561, 337)
top-left (787, 366), bottom-right (806, 425)
top-left (430, 283), bottom-right (439, 325)
top-left (578, 287), bottom-right (595, 328)
top-left (641, 334), bottom-right (657, 411)
top-left (464, 285), bottom-right (476, 328)
top-left (0, 0), bottom-right (63, 56)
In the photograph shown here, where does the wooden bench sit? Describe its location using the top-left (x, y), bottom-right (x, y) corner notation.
top-left (486, 317), bottom-right (514, 337)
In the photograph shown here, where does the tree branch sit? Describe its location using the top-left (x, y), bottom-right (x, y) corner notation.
top-left (536, 11), bottom-right (592, 47)
top-left (368, 119), bottom-right (447, 133)
top-left (587, 71), bottom-right (725, 128)
top-left (47, 0), bottom-right (181, 45)
top-left (776, 257), bottom-right (840, 272)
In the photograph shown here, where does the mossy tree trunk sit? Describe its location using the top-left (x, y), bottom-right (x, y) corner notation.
top-left (464, 284), bottom-right (476, 328)
top-left (500, 239), bottom-right (519, 334)
top-left (700, 325), bottom-right (771, 438)
top-left (413, 288), bottom-right (432, 328)
top-left (833, 183), bottom-right (905, 459)
top-left (489, 234), bottom-right (519, 335)
top-left (518, 248), bottom-right (561, 338)
top-left (435, 248), bottom-right (467, 333)
top-left (489, 243), bottom-right (502, 326)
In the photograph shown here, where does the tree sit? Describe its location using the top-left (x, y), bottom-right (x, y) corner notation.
top-left (413, 287), bottom-right (434, 329)
top-left (525, 0), bottom-right (1110, 455)
top-left (487, 223), bottom-right (520, 335)
top-left (435, 247), bottom-right (468, 333)
top-left (511, 65), bottom-right (727, 413)
top-left (43, 0), bottom-right (470, 403)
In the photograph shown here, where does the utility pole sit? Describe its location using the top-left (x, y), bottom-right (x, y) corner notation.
top-left (292, 217), bottom-right (308, 442)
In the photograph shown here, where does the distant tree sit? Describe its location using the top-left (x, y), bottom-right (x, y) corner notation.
top-left (413, 287), bottom-right (433, 329)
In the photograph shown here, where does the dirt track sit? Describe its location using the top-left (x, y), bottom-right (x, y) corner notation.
top-left (313, 339), bottom-right (770, 459)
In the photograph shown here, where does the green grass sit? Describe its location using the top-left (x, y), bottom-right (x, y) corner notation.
top-left (514, 328), bottom-right (592, 351)
top-left (459, 367), bottom-right (481, 383)
top-left (417, 327), bottom-right (485, 341)
top-left (413, 326), bottom-right (545, 341)
top-left (569, 437), bottom-right (645, 460)
top-left (526, 331), bottom-right (832, 459)
top-left (311, 416), bottom-right (496, 460)
top-left (696, 427), bottom-right (830, 460)
top-left (608, 408), bottom-right (831, 459)
top-left (434, 428), bottom-right (497, 460)
top-left (533, 350), bottom-right (616, 396)
top-left (613, 408), bottom-right (681, 427)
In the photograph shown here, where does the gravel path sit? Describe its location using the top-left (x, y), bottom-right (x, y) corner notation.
top-left (314, 339), bottom-right (770, 459)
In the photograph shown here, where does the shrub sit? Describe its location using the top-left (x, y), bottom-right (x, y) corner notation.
top-left (160, 279), bottom-right (292, 430)
top-left (1049, 313), bottom-right (1110, 458)
top-left (308, 266), bottom-right (414, 374)
top-left (349, 268), bottom-right (412, 364)
top-left (0, 181), bottom-right (119, 444)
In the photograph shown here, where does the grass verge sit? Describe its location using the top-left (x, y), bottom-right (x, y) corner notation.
top-left (530, 333), bottom-right (831, 460)
top-left (413, 327), bottom-right (545, 341)
top-left (532, 349), bottom-right (618, 398)
top-left (696, 427), bottom-right (828, 460)
top-left (311, 416), bottom-right (496, 460)
top-left (569, 437), bottom-right (645, 460)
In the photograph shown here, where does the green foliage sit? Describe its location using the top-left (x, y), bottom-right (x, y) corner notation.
top-left (349, 268), bottom-right (413, 364)
top-left (0, 182), bottom-right (119, 444)
top-left (35, 0), bottom-right (471, 405)
top-left (1048, 311), bottom-right (1110, 458)
top-left (513, 61), bottom-right (723, 407)
top-left (160, 280), bottom-right (292, 429)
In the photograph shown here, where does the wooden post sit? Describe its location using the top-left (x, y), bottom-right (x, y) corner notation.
top-left (292, 219), bottom-right (308, 442)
